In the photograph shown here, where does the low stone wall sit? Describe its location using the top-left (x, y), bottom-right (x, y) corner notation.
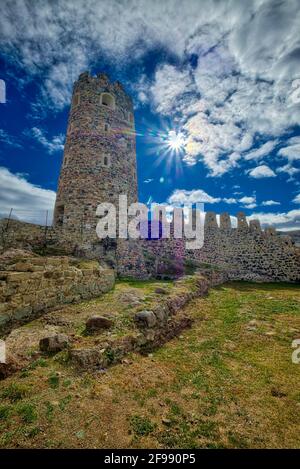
top-left (0, 250), bottom-right (115, 335)
top-left (69, 271), bottom-right (226, 370)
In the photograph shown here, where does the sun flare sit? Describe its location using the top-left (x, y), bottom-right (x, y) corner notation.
top-left (166, 130), bottom-right (186, 152)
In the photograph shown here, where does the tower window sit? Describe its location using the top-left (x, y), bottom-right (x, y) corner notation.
top-left (73, 93), bottom-right (80, 106)
top-left (102, 155), bottom-right (111, 167)
top-left (55, 205), bottom-right (64, 227)
top-left (100, 93), bottom-right (115, 110)
top-left (128, 111), bottom-right (134, 123)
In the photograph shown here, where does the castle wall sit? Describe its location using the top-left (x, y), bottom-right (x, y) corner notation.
top-left (0, 250), bottom-right (115, 335)
top-left (116, 212), bottom-right (300, 283)
top-left (2, 212), bottom-right (299, 283)
top-left (183, 212), bottom-right (299, 282)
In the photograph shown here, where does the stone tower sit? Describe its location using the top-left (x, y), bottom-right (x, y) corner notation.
top-left (53, 71), bottom-right (138, 245)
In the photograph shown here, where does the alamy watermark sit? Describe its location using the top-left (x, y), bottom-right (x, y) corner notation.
top-left (95, 195), bottom-right (204, 249)
top-left (0, 79), bottom-right (6, 104)
top-left (0, 339), bottom-right (6, 364)
top-left (292, 339), bottom-right (300, 364)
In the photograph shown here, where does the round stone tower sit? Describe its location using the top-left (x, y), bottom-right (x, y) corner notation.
top-left (53, 71), bottom-right (138, 244)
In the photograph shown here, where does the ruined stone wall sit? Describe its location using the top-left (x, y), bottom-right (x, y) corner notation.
top-left (0, 218), bottom-right (106, 259)
top-left (0, 250), bottom-right (115, 334)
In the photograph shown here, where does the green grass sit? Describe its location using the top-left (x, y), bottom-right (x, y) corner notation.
top-left (129, 415), bottom-right (156, 436)
top-left (1, 383), bottom-right (30, 402)
top-left (16, 403), bottom-right (38, 424)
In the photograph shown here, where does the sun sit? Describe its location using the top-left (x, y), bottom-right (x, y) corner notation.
top-left (166, 130), bottom-right (186, 152)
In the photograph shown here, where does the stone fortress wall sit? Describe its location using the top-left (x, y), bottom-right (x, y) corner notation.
top-left (115, 211), bottom-right (300, 282)
top-left (1, 208), bottom-right (299, 283)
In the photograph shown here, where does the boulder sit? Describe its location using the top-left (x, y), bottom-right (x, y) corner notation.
top-left (85, 315), bottom-right (113, 332)
top-left (39, 334), bottom-right (70, 353)
top-left (134, 310), bottom-right (157, 328)
top-left (154, 287), bottom-right (167, 295)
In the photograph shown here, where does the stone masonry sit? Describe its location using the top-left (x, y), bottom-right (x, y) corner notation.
top-left (53, 71), bottom-right (138, 257)
top-left (0, 249), bottom-right (115, 335)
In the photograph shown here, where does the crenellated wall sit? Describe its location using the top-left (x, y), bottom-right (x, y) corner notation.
top-left (116, 211), bottom-right (300, 283)
top-left (1, 213), bottom-right (299, 283)
top-left (185, 211), bottom-right (300, 282)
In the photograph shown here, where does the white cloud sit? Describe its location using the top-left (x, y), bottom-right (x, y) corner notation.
top-left (293, 194), bottom-right (300, 204)
top-left (143, 178), bottom-right (154, 184)
top-left (167, 189), bottom-right (220, 206)
top-left (28, 127), bottom-right (65, 154)
top-left (149, 64), bottom-right (193, 115)
top-left (239, 196), bottom-right (256, 205)
top-left (223, 197), bottom-right (237, 204)
top-left (277, 163), bottom-right (300, 177)
top-left (245, 140), bottom-right (278, 161)
top-left (278, 138), bottom-right (300, 161)
top-left (1, 0), bottom-right (300, 177)
top-left (0, 129), bottom-right (22, 148)
top-left (261, 200), bottom-right (280, 206)
top-left (248, 165), bottom-right (276, 178)
top-left (248, 209), bottom-right (300, 231)
top-left (0, 167), bottom-right (56, 224)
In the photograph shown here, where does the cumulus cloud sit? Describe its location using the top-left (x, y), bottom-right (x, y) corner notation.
top-left (278, 137), bottom-right (300, 161)
top-left (1, 0), bottom-right (300, 177)
top-left (168, 189), bottom-right (220, 205)
top-left (248, 209), bottom-right (300, 231)
top-left (0, 167), bottom-right (56, 224)
top-left (27, 127), bottom-right (65, 154)
top-left (261, 200), bottom-right (280, 206)
top-left (248, 165), bottom-right (276, 178)
top-left (245, 140), bottom-right (278, 161)
top-left (277, 163), bottom-right (300, 177)
top-left (149, 65), bottom-right (193, 115)
top-left (166, 189), bottom-right (260, 210)
top-left (293, 193), bottom-right (300, 204)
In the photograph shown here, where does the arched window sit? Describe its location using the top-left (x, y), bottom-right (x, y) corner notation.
top-left (102, 155), bottom-right (111, 167)
top-left (73, 93), bottom-right (80, 106)
top-left (63, 155), bottom-right (69, 167)
top-left (100, 93), bottom-right (115, 110)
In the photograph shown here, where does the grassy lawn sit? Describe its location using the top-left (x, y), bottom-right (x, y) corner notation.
top-left (0, 281), bottom-right (299, 448)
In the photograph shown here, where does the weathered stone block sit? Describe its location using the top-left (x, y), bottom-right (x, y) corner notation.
top-left (39, 334), bottom-right (70, 353)
top-left (134, 310), bottom-right (157, 328)
top-left (86, 315), bottom-right (113, 332)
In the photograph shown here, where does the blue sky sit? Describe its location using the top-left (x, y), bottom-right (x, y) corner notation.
top-left (0, 0), bottom-right (299, 230)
